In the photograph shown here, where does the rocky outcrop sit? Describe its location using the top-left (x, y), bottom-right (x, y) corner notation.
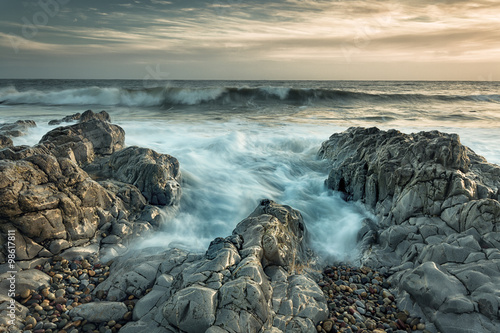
top-left (0, 111), bottom-right (181, 265)
top-left (48, 110), bottom-right (111, 125)
top-left (90, 200), bottom-right (327, 333)
top-left (0, 120), bottom-right (36, 138)
top-left (39, 118), bottom-right (125, 166)
top-left (86, 147), bottom-right (181, 206)
top-left (319, 127), bottom-right (500, 332)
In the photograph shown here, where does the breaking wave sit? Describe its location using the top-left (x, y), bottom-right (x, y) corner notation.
top-left (1, 85), bottom-right (499, 108)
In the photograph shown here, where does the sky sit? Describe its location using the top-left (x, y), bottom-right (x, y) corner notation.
top-left (0, 0), bottom-right (499, 80)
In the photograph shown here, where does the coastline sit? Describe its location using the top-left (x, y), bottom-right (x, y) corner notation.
top-left (1, 111), bottom-right (499, 332)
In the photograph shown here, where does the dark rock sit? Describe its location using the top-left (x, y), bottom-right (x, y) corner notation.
top-left (87, 146), bottom-right (181, 206)
top-left (0, 134), bottom-right (13, 148)
top-left (0, 120), bottom-right (36, 138)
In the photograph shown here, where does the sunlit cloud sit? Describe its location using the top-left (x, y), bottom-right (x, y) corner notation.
top-left (0, 0), bottom-right (499, 79)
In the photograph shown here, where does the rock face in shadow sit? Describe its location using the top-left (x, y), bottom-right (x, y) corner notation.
top-left (93, 200), bottom-right (327, 333)
top-left (0, 111), bottom-right (181, 264)
top-left (319, 127), bottom-right (500, 332)
top-left (86, 147), bottom-right (181, 206)
top-left (48, 110), bottom-right (111, 125)
top-left (0, 120), bottom-right (36, 138)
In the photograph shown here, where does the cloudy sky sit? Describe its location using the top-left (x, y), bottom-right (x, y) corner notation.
top-left (0, 0), bottom-right (499, 80)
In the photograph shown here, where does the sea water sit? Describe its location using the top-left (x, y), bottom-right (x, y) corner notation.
top-left (1, 80), bottom-right (499, 261)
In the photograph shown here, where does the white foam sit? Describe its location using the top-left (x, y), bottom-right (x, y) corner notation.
top-left (122, 120), bottom-right (369, 260)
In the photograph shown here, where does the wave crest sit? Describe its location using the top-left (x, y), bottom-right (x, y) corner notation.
top-left (1, 85), bottom-right (498, 108)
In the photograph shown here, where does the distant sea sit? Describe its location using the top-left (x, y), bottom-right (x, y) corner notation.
top-left (1, 79), bottom-right (499, 261)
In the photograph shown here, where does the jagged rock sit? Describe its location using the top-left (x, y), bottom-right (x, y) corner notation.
top-left (87, 146), bottom-right (181, 206)
top-left (114, 200), bottom-right (326, 333)
top-left (48, 110), bottom-right (111, 125)
top-left (320, 127), bottom-right (500, 332)
top-left (39, 118), bottom-right (125, 166)
top-left (0, 120), bottom-right (36, 138)
top-left (0, 153), bottom-right (116, 260)
top-left (0, 134), bottom-right (12, 148)
top-left (0, 114), bottom-right (180, 264)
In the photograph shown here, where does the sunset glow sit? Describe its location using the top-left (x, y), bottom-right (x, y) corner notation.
top-left (1, 0), bottom-right (499, 79)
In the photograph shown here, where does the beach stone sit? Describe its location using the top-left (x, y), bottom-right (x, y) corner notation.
top-left (0, 269), bottom-right (51, 296)
top-left (68, 302), bottom-right (128, 322)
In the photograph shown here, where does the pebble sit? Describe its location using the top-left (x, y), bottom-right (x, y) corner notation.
top-left (317, 263), bottom-right (426, 333)
top-left (12, 255), bottom-right (138, 333)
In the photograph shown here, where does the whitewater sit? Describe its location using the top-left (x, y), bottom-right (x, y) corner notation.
top-left (1, 79), bottom-right (499, 262)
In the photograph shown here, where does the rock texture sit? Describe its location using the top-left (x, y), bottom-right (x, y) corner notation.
top-left (86, 147), bottom-right (181, 206)
top-left (0, 111), bottom-right (181, 265)
top-left (0, 120), bottom-right (36, 138)
top-left (39, 118), bottom-right (125, 166)
top-left (319, 127), bottom-right (500, 332)
top-left (93, 200), bottom-right (327, 333)
top-left (48, 110), bottom-right (111, 125)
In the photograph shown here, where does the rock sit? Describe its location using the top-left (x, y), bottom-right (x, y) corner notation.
top-left (80, 110), bottom-right (111, 123)
top-left (68, 302), bottom-right (128, 322)
top-left (0, 134), bottom-right (13, 148)
top-left (49, 110), bottom-right (111, 125)
top-left (48, 112), bottom-right (82, 125)
top-left (319, 127), bottom-right (500, 332)
top-left (163, 286), bottom-right (217, 332)
top-left (87, 146), bottom-right (181, 206)
top-left (93, 250), bottom-right (166, 301)
top-left (99, 200), bottom-right (323, 333)
top-left (0, 153), bottom-right (114, 260)
top-left (0, 120), bottom-right (36, 138)
top-left (0, 269), bottom-right (51, 296)
top-left (0, 294), bottom-right (29, 328)
top-left (39, 118), bottom-right (125, 166)
top-left (1, 114), bottom-right (181, 264)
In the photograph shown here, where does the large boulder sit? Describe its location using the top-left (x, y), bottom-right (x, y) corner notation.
top-left (0, 113), bottom-right (181, 264)
top-left (99, 200), bottom-right (327, 333)
top-left (319, 127), bottom-right (500, 332)
top-left (0, 152), bottom-right (116, 262)
top-left (86, 147), bottom-right (181, 206)
top-left (39, 118), bottom-right (125, 166)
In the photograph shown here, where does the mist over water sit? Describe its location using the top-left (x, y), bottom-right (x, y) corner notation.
top-left (122, 120), bottom-right (372, 260)
top-left (3, 79), bottom-right (500, 262)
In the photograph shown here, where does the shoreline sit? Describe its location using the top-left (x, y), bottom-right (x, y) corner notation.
top-left (1, 112), bottom-right (500, 332)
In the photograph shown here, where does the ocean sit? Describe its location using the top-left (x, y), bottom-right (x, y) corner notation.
top-left (1, 79), bottom-right (499, 261)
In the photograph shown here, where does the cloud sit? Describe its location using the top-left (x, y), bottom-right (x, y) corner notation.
top-left (0, 0), bottom-right (499, 79)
